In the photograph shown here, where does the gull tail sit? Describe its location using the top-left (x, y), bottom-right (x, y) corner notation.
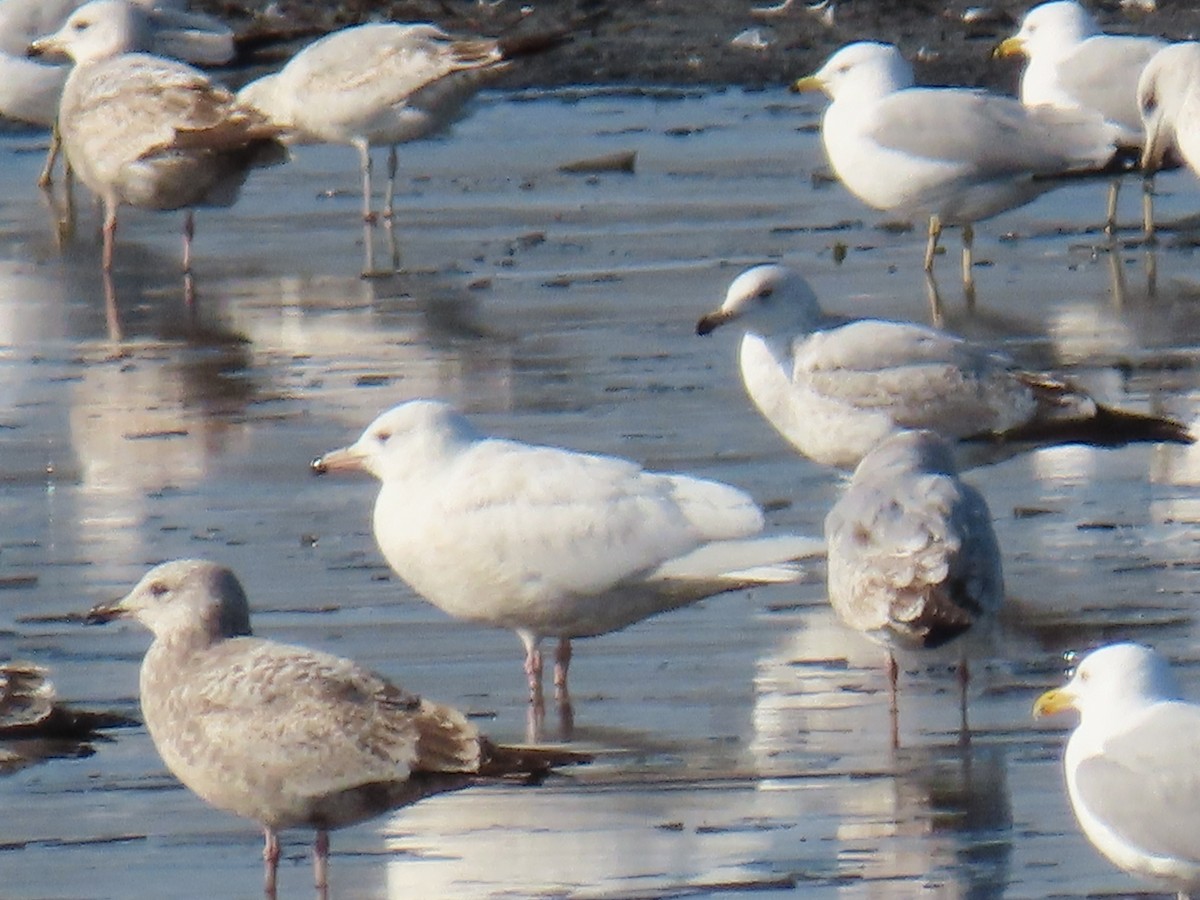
top-left (652, 533), bottom-right (826, 583)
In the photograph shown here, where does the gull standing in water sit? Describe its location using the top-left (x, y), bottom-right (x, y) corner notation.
top-left (994, 0), bottom-right (1168, 237)
top-left (696, 264), bottom-right (1192, 469)
top-left (1034, 643), bottom-right (1200, 897)
top-left (29, 0), bottom-right (285, 274)
top-left (312, 400), bottom-right (821, 706)
top-left (825, 429), bottom-right (1003, 746)
top-left (237, 23), bottom-right (515, 277)
top-left (87, 559), bottom-right (588, 899)
top-left (792, 41), bottom-right (1128, 288)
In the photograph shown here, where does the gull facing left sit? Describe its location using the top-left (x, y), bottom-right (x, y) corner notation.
top-left (312, 400), bottom-right (821, 702)
top-left (30, 0), bottom-right (285, 273)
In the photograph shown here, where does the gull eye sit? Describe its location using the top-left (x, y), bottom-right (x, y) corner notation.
top-left (375, 430), bottom-right (392, 444)
top-left (1142, 91), bottom-right (1157, 116)
top-left (72, 18), bottom-right (89, 30)
top-left (148, 581), bottom-right (168, 599)
top-left (756, 286), bottom-right (774, 302)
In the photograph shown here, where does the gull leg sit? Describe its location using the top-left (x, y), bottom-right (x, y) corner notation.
top-left (960, 222), bottom-right (975, 290)
top-left (1143, 174), bottom-right (1156, 245)
top-left (887, 651), bottom-right (900, 751)
top-left (924, 272), bottom-right (944, 328)
top-left (182, 210), bottom-right (195, 274)
top-left (519, 630), bottom-right (544, 704)
top-left (313, 829), bottom-right (330, 900)
top-left (102, 268), bottom-right (123, 343)
top-left (102, 201), bottom-right (118, 274)
top-left (553, 637), bottom-right (572, 700)
top-left (356, 139), bottom-right (377, 277)
top-left (383, 145), bottom-right (398, 220)
top-left (958, 655), bottom-right (971, 747)
top-left (1104, 178), bottom-right (1120, 237)
top-left (38, 122), bottom-right (62, 189)
top-left (263, 827), bottom-right (280, 899)
top-left (923, 215), bottom-right (942, 273)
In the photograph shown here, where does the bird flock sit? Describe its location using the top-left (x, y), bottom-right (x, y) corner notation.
top-left (6, 0), bottom-right (1200, 896)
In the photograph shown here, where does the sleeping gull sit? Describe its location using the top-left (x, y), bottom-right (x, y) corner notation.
top-left (86, 559), bottom-right (588, 899)
top-left (994, 0), bottom-right (1168, 237)
top-left (236, 23), bottom-right (513, 277)
top-left (824, 430), bottom-right (1003, 746)
top-left (1034, 642), bottom-right (1200, 897)
top-left (29, 0), bottom-right (284, 274)
top-left (1, 0), bottom-right (235, 186)
top-left (696, 263), bottom-right (1193, 469)
top-left (1139, 43), bottom-right (1200, 200)
top-left (311, 399), bottom-right (822, 703)
top-left (791, 41), bottom-right (1129, 287)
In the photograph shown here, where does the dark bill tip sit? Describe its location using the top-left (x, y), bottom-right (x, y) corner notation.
top-left (84, 602), bottom-right (123, 626)
top-left (696, 312), bottom-right (727, 336)
top-left (310, 456), bottom-right (328, 476)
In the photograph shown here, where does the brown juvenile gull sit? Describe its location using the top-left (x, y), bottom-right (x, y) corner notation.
top-left (824, 430), bottom-right (1003, 746)
top-left (311, 399), bottom-right (822, 703)
top-left (696, 264), bottom-right (1193, 470)
top-left (994, 0), bottom-right (1168, 237)
top-left (236, 22), bottom-right (513, 276)
top-left (29, 0), bottom-right (285, 274)
top-left (791, 41), bottom-right (1129, 287)
top-left (1034, 642), bottom-right (1200, 897)
top-left (86, 559), bottom-right (588, 898)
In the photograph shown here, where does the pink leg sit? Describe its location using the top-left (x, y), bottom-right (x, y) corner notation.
top-left (887, 651), bottom-right (899, 751)
top-left (102, 204), bottom-right (117, 273)
top-left (262, 827), bottom-right (280, 899)
top-left (553, 638), bottom-right (572, 698)
top-left (313, 829), bottom-right (330, 899)
top-left (519, 631), bottom-right (543, 704)
top-left (182, 210), bottom-right (194, 274)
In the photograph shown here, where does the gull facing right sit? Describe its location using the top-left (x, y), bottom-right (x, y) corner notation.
top-left (697, 264), bottom-right (1192, 469)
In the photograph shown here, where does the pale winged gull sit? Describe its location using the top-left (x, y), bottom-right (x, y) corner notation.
top-left (29, 0), bottom-right (284, 274)
top-left (236, 23), bottom-right (510, 276)
top-left (1034, 642), bottom-right (1200, 897)
top-left (994, 0), bottom-right (1168, 236)
top-left (696, 264), bottom-right (1193, 469)
top-left (86, 559), bottom-right (589, 899)
top-left (1139, 43), bottom-right (1200, 191)
top-left (824, 430), bottom-right (1002, 745)
top-left (3, 0), bottom-right (234, 186)
top-left (791, 41), bottom-right (1128, 286)
top-left (311, 400), bottom-right (823, 703)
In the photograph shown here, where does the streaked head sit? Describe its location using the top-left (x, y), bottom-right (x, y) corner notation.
top-left (1033, 642), bottom-right (1182, 721)
top-left (87, 559), bottom-right (253, 643)
top-left (853, 429), bottom-right (959, 481)
top-left (696, 264), bottom-right (823, 338)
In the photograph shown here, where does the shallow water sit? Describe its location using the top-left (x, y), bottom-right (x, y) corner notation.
top-left (2, 86), bottom-right (1200, 898)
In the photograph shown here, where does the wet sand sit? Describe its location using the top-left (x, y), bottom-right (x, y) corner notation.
top-left (3, 87), bottom-right (1200, 897)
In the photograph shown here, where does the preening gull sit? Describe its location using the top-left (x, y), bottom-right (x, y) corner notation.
top-left (824, 430), bottom-right (1003, 745)
top-left (1034, 642), bottom-right (1200, 897)
top-left (696, 264), bottom-right (1193, 469)
top-left (87, 559), bottom-right (588, 899)
top-left (311, 400), bottom-right (822, 703)
top-left (1139, 43), bottom-right (1200, 189)
top-left (29, 0), bottom-right (284, 273)
top-left (791, 41), bottom-right (1127, 286)
top-left (236, 23), bottom-right (511, 276)
top-left (994, 0), bottom-right (1167, 236)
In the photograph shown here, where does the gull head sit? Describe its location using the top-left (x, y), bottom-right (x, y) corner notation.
top-left (87, 559), bottom-right (253, 643)
top-left (697, 264), bottom-right (823, 337)
top-left (28, 0), bottom-right (152, 64)
top-left (852, 429), bottom-right (959, 481)
top-left (236, 73), bottom-right (295, 130)
top-left (994, 1), bottom-right (1098, 62)
top-left (312, 400), bottom-right (481, 483)
top-left (1138, 42), bottom-right (1200, 173)
top-left (1033, 642), bottom-right (1182, 723)
top-left (791, 41), bottom-right (913, 102)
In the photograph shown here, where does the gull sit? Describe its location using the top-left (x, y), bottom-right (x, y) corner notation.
top-left (824, 430), bottom-right (1003, 746)
top-left (236, 23), bottom-right (512, 277)
top-left (311, 400), bottom-right (821, 703)
top-left (29, 0), bottom-right (285, 274)
top-left (791, 41), bottom-right (1129, 287)
top-left (87, 559), bottom-right (588, 900)
top-left (696, 263), bottom-right (1193, 469)
top-left (1034, 643), bottom-right (1200, 898)
top-left (993, 0), bottom-right (1168, 237)
top-left (2, 0), bottom-right (234, 186)
top-left (1139, 42), bottom-right (1200, 206)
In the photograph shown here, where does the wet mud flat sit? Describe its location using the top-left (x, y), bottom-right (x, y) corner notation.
top-left (2, 87), bottom-right (1200, 897)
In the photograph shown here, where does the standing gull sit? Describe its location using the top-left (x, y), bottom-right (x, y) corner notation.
top-left (695, 263), bottom-right (1192, 469)
top-left (824, 430), bottom-right (1003, 746)
top-left (792, 41), bottom-right (1128, 287)
top-left (994, 0), bottom-right (1168, 237)
top-left (311, 400), bottom-right (821, 703)
top-left (1139, 43), bottom-right (1200, 194)
top-left (236, 23), bottom-right (512, 277)
top-left (1034, 643), bottom-right (1200, 897)
top-left (87, 559), bottom-right (588, 899)
top-left (29, 0), bottom-right (284, 274)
